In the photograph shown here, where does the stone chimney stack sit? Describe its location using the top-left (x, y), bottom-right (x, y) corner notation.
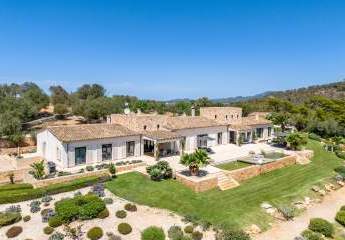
top-left (124, 102), bottom-right (130, 115)
top-left (191, 106), bottom-right (195, 117)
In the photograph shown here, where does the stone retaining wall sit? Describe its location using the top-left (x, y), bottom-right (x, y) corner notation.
top-left (175, 172), bottom-right (218, 192)
top-left (226, 155), bottom-right (297, 182)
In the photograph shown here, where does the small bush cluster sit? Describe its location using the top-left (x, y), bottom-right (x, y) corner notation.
top-left (44, 226), bottom-right (55, 235)
top-left (334, 166), bottom-right (345, 178)
top-left (184, 225), bottom-right (194, 234)
top-left (335, 206), bottom-right (345, 226)
top-left (41, 208), bottom-right (56, 223)
top-left (54, 193), bottom-right (106, 223)
top-left (106, 232), bottom-right (122, 240)
top-left (191, 231), bottom-right (203, 240)
top-left (5, 205), bottom-right (21, 213)
top-left (141, 226), bottom-right (165, 240)
top-left (116, 210), bottom-right (127, 219)
top-left (91, 183), bottom-right (105, 197)
top-left (0, 211), bottom-right (22, 227)
top-left (335, 151), bottom-right (345, 160)
top-left (215, 229), bottom-right (251, 240)
top-left (103, 197), bottom-right (113, 205)
top-left (308, 218), bottom-right (334, 237)
top-left (301, 229), bottom-right (323, 240)
top-left (48, 215), bottom-right (63, 228)
top-left (87, 227), bottom-right (103, 240)
top-left (124, 203), bottom-right (137, 212)
top-left (115, 160), bottom-right (142, 166)
top-left (23, 215), bottom-right (31, 222)
top-left (48, 231), bottom-right (65, 240)
top-left (146, 161), bottom-right (173, 181)
top-left (97, 208), bottom-right (109, 219)
top-left (118, 223), bottom-right (132, 235)
top-left (277, 206), bottom-right (295, 221)
top-left (168, 226), bottom-right (184, 240)
top-left (42, 195), bottom-right (53, 203)
top-left (30, 200), bottom-right (41, 213)
top-left (308, 133), bottom-right (322, 142)
top-left (86, 165), bottom-right (95, 171)
top-left (6, 226), bottom-right (23, 238)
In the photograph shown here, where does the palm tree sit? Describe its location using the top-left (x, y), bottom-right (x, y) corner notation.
top-left (180, 149), bottom-right (210, 176)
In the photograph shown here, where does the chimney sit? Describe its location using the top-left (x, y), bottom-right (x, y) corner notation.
top-left (124, 102), bottom-right (130, 115)
top-left (255, 113), bottom-right (259, 120)
top-left (191, 105), bottom-right (195, 117)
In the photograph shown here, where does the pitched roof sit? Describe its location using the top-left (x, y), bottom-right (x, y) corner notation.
top-left (228, 116), bottom-right (272, 131)
top-left (47, 124), bottom-right (139, 142)
top-left (165, 116), bottom-right (226, 130)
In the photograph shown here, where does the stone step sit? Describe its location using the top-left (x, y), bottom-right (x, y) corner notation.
top-left (216, 172), bottom-right (240, 191)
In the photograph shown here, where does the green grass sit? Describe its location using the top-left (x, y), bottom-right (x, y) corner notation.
top-left (216, 161), bottom-right (251, 171)
top-left (0, 175), bottom-right (110, 204)
top-left (106, 141), bottom-right (343, 229)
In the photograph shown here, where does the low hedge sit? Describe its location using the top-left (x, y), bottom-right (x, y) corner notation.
top-left (48, 215), bottom-right (63, 228)
top-left (336, 151), bottom-right (345, 160)
top-left (118, 223), bottom-right (132, 235)
top-left (0, 176), bottom-right (111, 204)
top-left (335, 210), bottom-right (345, 226)
top-left (301, 229), bottom-right (323, 240)
top-left (6, 226), bottom-right (23, 238)
top-left (0, 183), bottom-right (33, 192)
top-left (0, 211), bottom-right (22, 227)
top-left (87, 227), bottom-right (103, 240)
top-left (308, 218), bottom-right (334, 237)
top-left (141, 226), bottom-right (165, 240)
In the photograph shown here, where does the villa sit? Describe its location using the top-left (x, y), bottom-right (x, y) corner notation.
top-left (36, 107), bottom-right (273, 170)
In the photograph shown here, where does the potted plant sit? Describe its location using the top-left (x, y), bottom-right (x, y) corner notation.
top-left (180, 149), bottom-right (209, 176)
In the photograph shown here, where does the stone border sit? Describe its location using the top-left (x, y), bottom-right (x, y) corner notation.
top-left (175, 172), bottom-right (218, 192)
top-left (225, 155), bottom-right (297, 182)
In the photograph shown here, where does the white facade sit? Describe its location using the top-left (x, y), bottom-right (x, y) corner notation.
top-left (174, 126), bottom-right (228, 152)
top-left (37, 130), bottom-right (141, 169)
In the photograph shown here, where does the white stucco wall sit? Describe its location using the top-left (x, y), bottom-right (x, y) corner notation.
top-left (37, 130), bottom-right (141, 169)
top-left (174, 126), bottom-right (228, 152)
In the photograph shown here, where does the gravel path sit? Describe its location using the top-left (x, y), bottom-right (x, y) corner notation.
top-left (255, 187), bottom-right (345, 240)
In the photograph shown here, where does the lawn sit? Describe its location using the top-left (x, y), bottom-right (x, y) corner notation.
top-left (216, 161), bottom-right (251, 171)
top-left (106, 141), bottom-right (343, 229)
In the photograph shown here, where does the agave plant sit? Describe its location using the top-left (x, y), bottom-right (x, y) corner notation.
top-left (180, 149), bottom-right (209, 176)
top-left (30, 160), bottom-right (46, 179)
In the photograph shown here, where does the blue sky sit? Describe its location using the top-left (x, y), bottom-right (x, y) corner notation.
top-left (0, 0), bottom-right (344, 100)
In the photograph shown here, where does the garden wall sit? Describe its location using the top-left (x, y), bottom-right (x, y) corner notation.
top-left (175, 172), bottom-right (218, 192)
top-left (226, 155), bottom-right (297, 182)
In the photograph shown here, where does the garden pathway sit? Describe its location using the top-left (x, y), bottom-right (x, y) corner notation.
top-left (254, 186), bottom-right (345, 240)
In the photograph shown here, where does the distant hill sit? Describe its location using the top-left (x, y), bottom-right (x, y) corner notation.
top-left (214, 80), bottom-right (345, 104)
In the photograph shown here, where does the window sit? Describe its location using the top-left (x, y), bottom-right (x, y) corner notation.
top-left (237, 114), bottom-right (239, 119)
top-left (231, 115), bottom-right (234, 119)
top-left (102, 144), bottom-right (112, 161)
top-left (56, 147), bottom-right (61, 161)
top-left (256, 128), bottom-right (263, 138)
top-left (157, 124), bottom-right (160, 129)
top-left (225, 115), bottom-right (228, 120)
top-left (268, 127), bottom-right (272, 137)
top-left (126, 141), bottom-right (135, 157)
top-left (75, 147), bottom-right (86, 165)
top-left (143, 125), bottom-right (147, 130)
top-left (215, 115), bottom-right (217, 119)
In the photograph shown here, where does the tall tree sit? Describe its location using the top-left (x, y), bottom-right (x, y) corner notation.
top-left (49, 85), bottom-right (70, 105)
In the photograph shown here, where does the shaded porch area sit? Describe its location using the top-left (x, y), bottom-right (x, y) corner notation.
top-left (142, 131), bottom-right (183, 159)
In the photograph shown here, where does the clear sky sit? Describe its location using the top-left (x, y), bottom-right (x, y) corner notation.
top-left (0, 0), bottom-right (344, 100)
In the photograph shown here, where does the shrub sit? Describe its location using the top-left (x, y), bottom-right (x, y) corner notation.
top-left (48, 215), bottom-right (63, 228)
top-left (41, 208), bottom-right (56, 223)
top-left (49, 231), bottom-right (65, 240)
top-left (109, 163), bottom-right (116, 177)
top-left (277, 206), bottom-right (295, 221)
top-left (6, 205), bottom-right (21, 213)
top-left (30, 160), bottom-right (46, 179)
top-left (55, 194), bottom-right (106, 222)
top-left (336, 151), bottom-right (345, 160)
top-left (23, 215), bottom-right (31, 222)
top-left (0, 211), bottom-right (22, 227)
top-left (335, 210), bottom-right (345, 226)
top-left (308, 133), bottom-right (322, 142)
top-left (86, 165), bottom-right (94, 171)
top-left (118, 223), bottom-right (132, 235)
top-left (285, 132), bottom-right (308, 150)
top-left (98, 208), bottom-right (109, 219)
top-left (124, 203), bottom-right (137, 212)
top-left (215, 229), bottom-right (251, 240)
top-left (91, 183), bottom-right (105, 197)
top-left (106, 232), bottom-right (122, 240)
top-left (44, 226), bottom-right (55, 235)
top-left (301, 229), bottom-right (323, 240)
top-left (146, 161), bottom-right (173, 181)
top-left (103, 197), bottom-right (114, 205)
top-left (141, 226), bottom-right (165, 240)
top-left (168, 226), bottom-right (184, 240)
top-left (116, 210), bottom-right (127, 219)
top-left (184, 225), bottom-right (194, 234)
top-left (341, 205), bottom-right (345, 211)
top-left (6, 226), bottom-right (23, 238)
top-left (30, 200), bottom-right (41, 213)
top-left (42, 195), bottom-right (53, 203)
top-left (87, 227), bottom-right (103, 240)
top-left (191, 231), bottom-right (203, 240)
top-left (334, 166), bottom-right (345, 177)
top-left (308, 218), bottom-right (334, 237)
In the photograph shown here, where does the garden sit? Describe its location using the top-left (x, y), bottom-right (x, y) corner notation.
top-left (106, 140), bottom-right (345, 231)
